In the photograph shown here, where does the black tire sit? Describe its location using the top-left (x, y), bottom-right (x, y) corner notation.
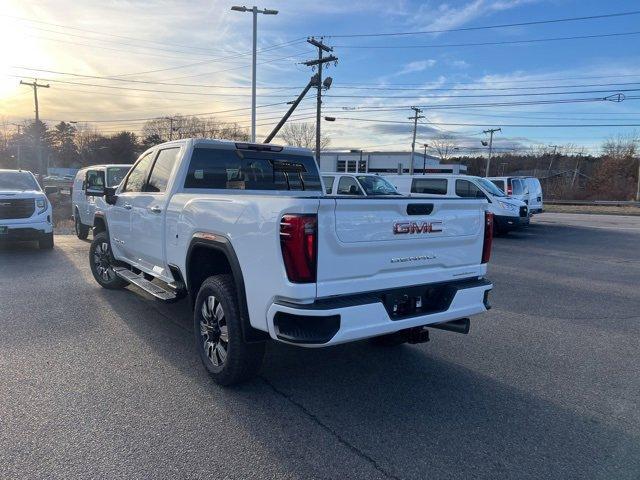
top-left (38, 232), bottom-right (54, 250)
top-left (194, 275), bottom-right (265, 386)
top-left (74, 210), bottom-right (89, 240)
top-left (89, 231), bottom-right (128, 289)
top-left (369, 331), bottom-right (408, 347)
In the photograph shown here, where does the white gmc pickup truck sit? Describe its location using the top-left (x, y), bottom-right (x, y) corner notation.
top-left (86, 139), bottom-right (494, 385)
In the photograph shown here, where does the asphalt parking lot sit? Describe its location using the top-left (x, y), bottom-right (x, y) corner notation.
top-left (1, 213), bottom-right (639, 480)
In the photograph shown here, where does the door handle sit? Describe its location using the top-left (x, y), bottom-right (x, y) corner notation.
top-left (123, 203), bottom-right (132, 210)
top-left (150, 206), bottom-right (162, 214)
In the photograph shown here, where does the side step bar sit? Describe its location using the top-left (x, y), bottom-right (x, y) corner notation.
top-left (113, 267), bottom-right (177, 301)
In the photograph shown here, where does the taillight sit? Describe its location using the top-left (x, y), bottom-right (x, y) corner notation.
top-left (482, 212), bottom-right (493, 264)
top-left (507, 185), bottom-right (512, 195)
top-left (280, 214), bottom-right (317, 283)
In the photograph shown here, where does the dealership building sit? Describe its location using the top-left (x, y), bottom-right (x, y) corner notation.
top-left (318, 150), bottom-right (467, 175)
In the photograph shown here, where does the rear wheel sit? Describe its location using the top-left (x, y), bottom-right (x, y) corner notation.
top-left (74, 210), bottom-right (89, 240)
top-left (38, 232), bottom-right (54, 250)
top-left (194, 275), bottom-right (265, 386)
top-left (89, 231), bottom-right (128, 289)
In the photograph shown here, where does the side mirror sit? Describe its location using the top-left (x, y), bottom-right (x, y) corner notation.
top-left (104, 187), bottom-right (118, 205)
top-left (44, 186), bottom-right (59, 195)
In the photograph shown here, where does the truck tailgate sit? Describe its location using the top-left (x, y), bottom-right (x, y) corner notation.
top-left (316, 197), bottom-right (487, 298)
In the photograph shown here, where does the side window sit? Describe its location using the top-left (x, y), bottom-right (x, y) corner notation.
top-left (85, 170), bottom-right (103, 189)
top-left (122, 153), bottom-right (154, 193)
top-left (490, 180), bottom-right (505, 192)
top-left (322, 176), bottom-right (335, 194)
top-left (511, 179), bottom-right (523, 195)
top-left (337, 176), bottom-right (364, 195)
top-left (146, 148), bottom-right (180, 193)
top-left (411, 178), bottom-right (448, 195)
top-left (455, 179), bottom-right (484, 198)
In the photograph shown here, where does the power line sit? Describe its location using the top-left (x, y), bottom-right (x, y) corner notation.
top-left (10, 66), bottom-right (304, 90)
top-left (323, 10), bottom-right (640, 38)
top-left (334, 30), bottom-right (640, 49)
top-left (330, 81), bottom-right (640, 93)
top-left (329, 116), bottom-right (640, 127)
top-left (325, 88), bottom-right (640, 99)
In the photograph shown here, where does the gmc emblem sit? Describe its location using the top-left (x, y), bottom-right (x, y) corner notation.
top-left (393, 221), bottom-right (443, 234)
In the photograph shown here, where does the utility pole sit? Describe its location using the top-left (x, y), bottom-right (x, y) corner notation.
top-left (409, 107), bottom-right (424, 175)
top-left (231, 6), bottom-right (278, 143)
top-left (547, 145), bottom-right (559, 176)
top-left (482, 128), bottom-right (501, 177)
top-left (20, 79), bottom-right (50, 175)
top-left (165, 116), bottom-right (176, 141)
top-left (303, 37), bottom-right (337, 164)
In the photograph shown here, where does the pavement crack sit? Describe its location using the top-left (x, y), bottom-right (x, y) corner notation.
top-left (260, 375), bottom-right (401, 480)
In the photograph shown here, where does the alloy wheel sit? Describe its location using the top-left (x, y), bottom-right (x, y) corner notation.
top-left (93, 242), bottom-right (115, 282)
top-left (200, 295), bottom-right (229, 367)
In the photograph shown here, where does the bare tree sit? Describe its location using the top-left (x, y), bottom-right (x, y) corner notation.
top-left (277, 122), bottom-right (330, 150)
top-left (141, 115), bottom-right (248, 142)
top-left (429, 134), bottom-right (457, 162)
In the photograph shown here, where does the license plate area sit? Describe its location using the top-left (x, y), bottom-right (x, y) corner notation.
top-left (383, 284), bottom-right (457, 320)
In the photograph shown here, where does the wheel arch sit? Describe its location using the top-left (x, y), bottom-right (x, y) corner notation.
top-left (93, 212), bottom-right (108, 235)
top-left (186, 234), bottom-right (268, 343)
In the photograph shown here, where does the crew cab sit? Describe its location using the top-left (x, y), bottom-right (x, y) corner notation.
top-left (72, 164), bottom-right (131, 239)
top-left (85, 139), bottom-right (494, 385)
top-left (0, 169), bottom-right (54, 249)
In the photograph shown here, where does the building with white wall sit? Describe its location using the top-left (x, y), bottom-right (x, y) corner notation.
top-left (319, 150), bottom-right (467, 175)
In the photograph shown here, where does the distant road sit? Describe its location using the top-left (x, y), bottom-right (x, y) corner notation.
top-left (534, 212), bottom-right (640, 231)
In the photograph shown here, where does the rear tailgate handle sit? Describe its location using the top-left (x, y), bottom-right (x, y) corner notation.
top-left (407, 203), bottom-right (434, 215)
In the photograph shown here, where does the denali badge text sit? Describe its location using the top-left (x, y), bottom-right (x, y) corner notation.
top-left (391, 254), bottom-right (436, 264)
top-left (393, 221), bottom-right (443, 234)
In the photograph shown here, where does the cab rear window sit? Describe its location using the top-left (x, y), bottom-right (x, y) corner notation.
top-left (184, 148), bottom-right (322, 191)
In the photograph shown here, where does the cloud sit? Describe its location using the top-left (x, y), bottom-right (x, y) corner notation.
top-left (412, 0), bottom-right (541, 33)
top-left (396, 59), bottom-right (437, 76)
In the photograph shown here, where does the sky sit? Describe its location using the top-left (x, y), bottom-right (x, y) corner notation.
top-left (1, 0), bottom-right (640, 155)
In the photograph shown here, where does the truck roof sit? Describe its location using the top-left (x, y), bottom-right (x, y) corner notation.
top-left (161, 138), bottom-right (314, 157)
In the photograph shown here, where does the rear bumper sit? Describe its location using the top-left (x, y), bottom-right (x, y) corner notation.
top-left (266, 278), bottom-right (492, 347)
top-left (0, 221), bottom-right (52, 242)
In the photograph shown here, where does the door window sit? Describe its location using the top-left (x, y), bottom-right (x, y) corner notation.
top-left (122, 153), bottom-right (154, 193)
top-left (337, 176), bottom-right (364, 195)
top-left (412, 178), bottom-right (448, 195)
top-left (322, 176), bottom-right (335, 194)
top-left (146, 148), bottom-right (180, 193)
top-left (85, 170), bottom-right (104, 190)
top-left (455, 179), bottom-right (485, 198)
top-left (490, 179), bottom-right (505, 192)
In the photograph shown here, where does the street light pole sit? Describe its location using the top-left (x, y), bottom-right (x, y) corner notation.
top-left (422, 143), bottom-right (429, 174)
top-left (231, 5), bottom-right (278, 143)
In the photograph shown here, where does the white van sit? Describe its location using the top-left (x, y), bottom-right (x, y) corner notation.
top-left (386, 174), bottom-right (529, 234)
top-left (488, 176), bottom-right (544, 214)
top-left (72, 165), bottom-right (131, 239)
top-left (321, 173), bottom-right (401, 196)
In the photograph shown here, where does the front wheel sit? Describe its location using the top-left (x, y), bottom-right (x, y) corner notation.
top-left (194, 275), bottom-right (265, 386)
top-left (75, 211), bottom-right (90, 240)
top-left (89, 231), bottom-right (128, 289)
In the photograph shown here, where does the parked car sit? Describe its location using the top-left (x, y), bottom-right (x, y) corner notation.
top-left (322, 172), bottom-right (401, 196)
top-left (522, 177), bottom-right (544, 214)
top-left (84, 139), bottom-right (494, 385)
top-left (72, 164), bottom-right (131, 239)
top-left (0, 169), bottom-right (54, 249)
top-left (386, 174), bottom-right (529, 234)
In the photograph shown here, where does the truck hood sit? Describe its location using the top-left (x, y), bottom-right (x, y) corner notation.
top-left (0, 190), bottom-right (43, 198)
